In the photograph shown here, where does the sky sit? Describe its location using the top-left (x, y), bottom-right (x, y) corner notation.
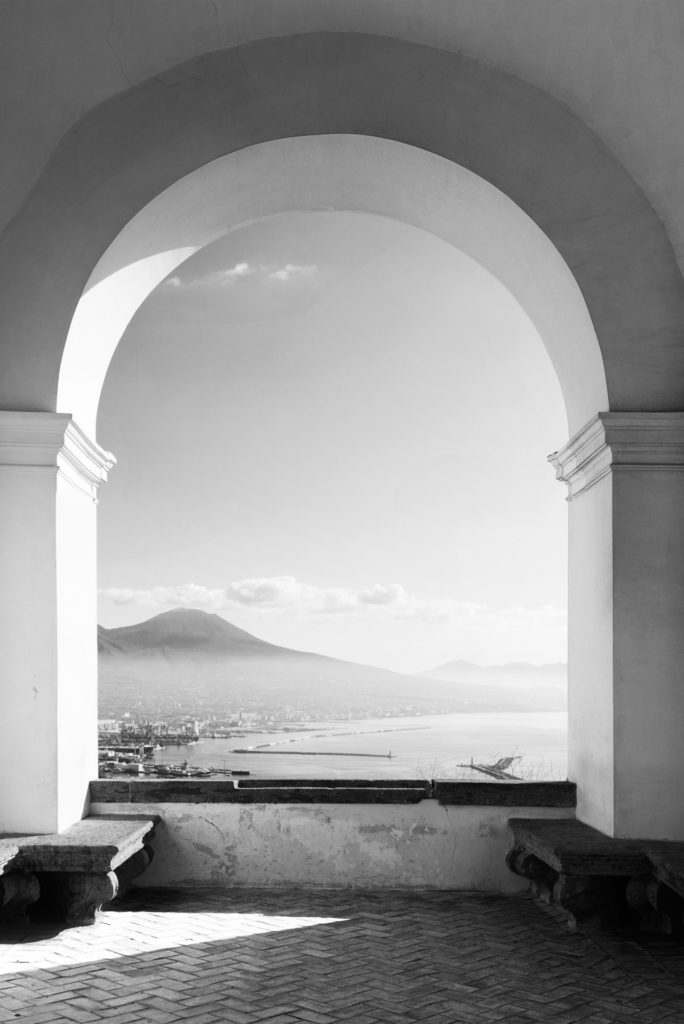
top-left (97, 211), bottom-right (568, 673)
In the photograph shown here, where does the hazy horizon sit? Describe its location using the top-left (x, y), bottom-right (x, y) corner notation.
top-left (97, 211), bottom-right (568, 674)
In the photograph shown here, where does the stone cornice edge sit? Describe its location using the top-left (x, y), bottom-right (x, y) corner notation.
top-left (0, 411), bottom-right (116, 499)
top-left (549, 412), bottom-right (684, 500)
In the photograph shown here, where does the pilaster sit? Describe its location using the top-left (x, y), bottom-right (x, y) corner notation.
top-left (551, 412), bottom-right (684, 840)
top-left (0, 412), bottom-right (114, 833)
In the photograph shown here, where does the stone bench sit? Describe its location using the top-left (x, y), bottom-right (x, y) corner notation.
top-left (629, 843), bottom-right (684, 933)
top-left (507, 817), bottom-right (684, 933)
top-left (0, 814), bottom-right (158, 926)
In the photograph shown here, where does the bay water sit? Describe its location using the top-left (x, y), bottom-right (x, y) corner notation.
top-left (155, 710), bottom-right (568, 781)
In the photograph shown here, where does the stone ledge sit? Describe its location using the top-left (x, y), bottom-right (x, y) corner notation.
top-left (89, 780), bottom-right (429, 804)
top-left (235, 778), bottom-right (431, 791)
top-left (89, 778), bottom-right (576, 807)
top-left (434, 781), bottom-right (576, 807)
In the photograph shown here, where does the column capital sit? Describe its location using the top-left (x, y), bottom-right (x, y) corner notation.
top-left (549, 412), bottom-right (684, 500)
top-left (0, 411), bottom-right (115, 500)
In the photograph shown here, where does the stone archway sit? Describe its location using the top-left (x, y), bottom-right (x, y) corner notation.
top-left (2, 34), bottom-right (684, 838)
top-left (58, 135), bottom-right (604, 436)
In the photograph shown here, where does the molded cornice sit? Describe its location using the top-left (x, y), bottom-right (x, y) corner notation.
top-left (0, 411), bottom-right (115, 500)
top-left (549, 412), bottom-right (684, 500)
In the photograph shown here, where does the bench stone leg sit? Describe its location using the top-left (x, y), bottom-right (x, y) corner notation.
top-left (62, 871), bottom-right (119, 926)
top-left (552, 874), bottom-right (616, 926)
top-left (36, 870), bottom-right (119, 926)
top-left (0, 870), bottom-right (40, 920)
top-left (114, 845), bottom-right (154, 899)
top-left (506, 844), bottom-right (558, 902)
top-left (506, 843), bottom-right (625, 929)
top-left (626, 874), bottom-right (684, 934)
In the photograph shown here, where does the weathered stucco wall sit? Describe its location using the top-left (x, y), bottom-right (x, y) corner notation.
top-left (90, 800), bottom-right (573, 890)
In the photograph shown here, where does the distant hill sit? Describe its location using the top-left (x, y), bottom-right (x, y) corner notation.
top-left (421, 658), bottom-right (566, 693)
top-left (99, 608), bottom-right (283, 658)
top-left (98, 608), bottom-right (566, 718)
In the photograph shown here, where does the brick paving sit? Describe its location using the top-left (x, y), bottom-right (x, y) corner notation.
top-left (0, 888), bottom-right (682, 1023)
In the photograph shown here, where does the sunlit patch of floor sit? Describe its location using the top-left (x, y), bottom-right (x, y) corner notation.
top-left (0, 908), bottom-right (347, 974)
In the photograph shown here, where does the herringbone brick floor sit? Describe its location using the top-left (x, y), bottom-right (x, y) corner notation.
top-left (0, 889), bottom-right (682, 1024)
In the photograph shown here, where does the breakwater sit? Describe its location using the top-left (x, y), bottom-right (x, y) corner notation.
top-left (232, 749), bottom-right (393, 758)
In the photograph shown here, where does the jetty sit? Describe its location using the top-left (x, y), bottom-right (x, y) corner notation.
top-left (232, 749), bottom-right (394, 758)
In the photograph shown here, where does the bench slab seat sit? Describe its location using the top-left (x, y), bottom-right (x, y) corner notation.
top-left (507, 818), bottom-right (684, 933)
top-left (0, 814), bottom-right (158, 926)
top-left (508, 817), bottom-right (650, 876)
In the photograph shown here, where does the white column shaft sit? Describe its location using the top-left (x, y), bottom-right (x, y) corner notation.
top-left (551, 412), bottom-right (684, 840)
top-left (0, 412), bottom-right (114, 833)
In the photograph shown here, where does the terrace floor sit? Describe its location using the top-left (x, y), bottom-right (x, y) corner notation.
top-left (0, 888), bottom-right (682, 1024)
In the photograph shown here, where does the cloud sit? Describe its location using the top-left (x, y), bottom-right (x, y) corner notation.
top-left (267, 263), bottom-right (317, 282)
top-left (163, 262), bottom-right (317, 290)
top-left (100, 577), bottom-right (566, 630)
top-left (101, 583), bottom-right (227, 609)
top-left (358, 583), bottom-right (409, 606)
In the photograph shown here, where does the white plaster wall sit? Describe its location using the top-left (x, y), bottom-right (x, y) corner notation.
top-left (0, 466), bottom-right (59, 832)
top-left (612, 470), bottom-right (684, 840)
top-left (567, 462), bottom-right (684, 842)
top-left (55, 472), bottom-right (98, 832)
top-left (91, 801), bottom-right (573, 891)
top-left (567, 477), bottom-right (614, 836)
top-left (0, 413), bottom-right (111, 834)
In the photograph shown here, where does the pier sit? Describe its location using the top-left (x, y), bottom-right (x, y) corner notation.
top-left (232, 749), bottom-right (393, 758)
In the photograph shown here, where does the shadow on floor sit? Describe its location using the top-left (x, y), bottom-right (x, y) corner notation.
top-left (0, 889), bottom-right (682, 1023)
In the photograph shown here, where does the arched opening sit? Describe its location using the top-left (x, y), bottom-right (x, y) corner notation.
top-left (59, 134), bottom-right (595, 790)
top-left (96, 207), bottom-right (569, 780)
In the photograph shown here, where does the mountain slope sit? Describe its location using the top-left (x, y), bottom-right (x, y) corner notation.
top-left (98, 609), bottom-right (566, 718)
top-left (98, 608), bottom-right (287, 658)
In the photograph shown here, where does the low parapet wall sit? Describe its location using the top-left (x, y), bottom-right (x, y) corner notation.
top-left (89, 779), bottom-right (575, 891)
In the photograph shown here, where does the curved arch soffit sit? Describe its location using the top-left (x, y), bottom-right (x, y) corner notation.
top-left (59, 135), bottom-right (603, 437)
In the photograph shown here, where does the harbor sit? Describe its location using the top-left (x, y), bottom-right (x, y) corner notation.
top-left (97, 744), bottom-right (251, 779)
top-left (99, 711), bottom-right (567, 781)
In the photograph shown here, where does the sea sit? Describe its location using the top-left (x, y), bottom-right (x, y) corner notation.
top-left (155, 710), bottom-right (568, 781)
